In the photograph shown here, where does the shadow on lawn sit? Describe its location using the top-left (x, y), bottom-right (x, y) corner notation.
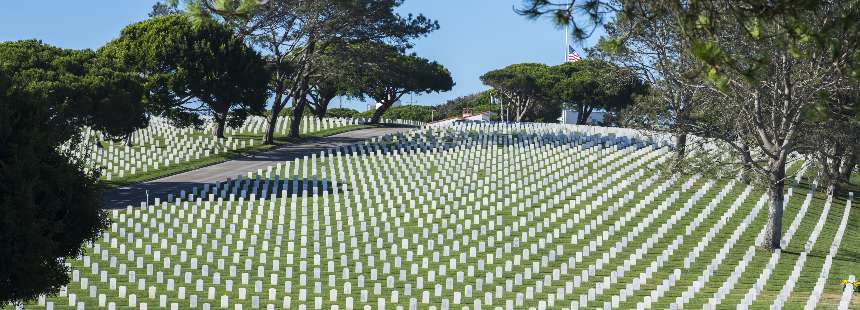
top-left (103, 177), bottom-right (351, 210)
top-left (229, 124), bottom-right (417, 162)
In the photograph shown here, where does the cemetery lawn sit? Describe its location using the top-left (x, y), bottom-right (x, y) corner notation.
top-left (16, 124), bottom-right (860, 309)
top-left (103, 124), bottom-right (374, 187)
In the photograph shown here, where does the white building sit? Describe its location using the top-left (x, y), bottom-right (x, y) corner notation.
top-left (428, 109), bottom-right (496, 127)
top-left (463, 111), bottom-right (495, 121)
top-left (559, 109), bottom-right (606, 125)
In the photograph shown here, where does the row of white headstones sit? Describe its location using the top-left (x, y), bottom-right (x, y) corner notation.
top-left (62, 116), bottom-right (419, 181)
top-left (31, 121), bottom-right (854, 310)
top-left (43, 124), bottom-right (664, 308)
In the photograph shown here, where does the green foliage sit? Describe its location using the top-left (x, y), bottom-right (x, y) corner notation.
top-left (480, 63), bottom-right (553, 102)
top-left (275, 105), bottom-right (313, 117)
top-left (356, 44), bottom-right (454, 101)
top-left (101, 15), bottom-right (269, 134)
top-left (436, 91), bottom-right (495, 120)
top-left (350, 43), bottom-right (454, 123)
top-left (180, 0), bottom-right (441, 139)
top-left (549, 59), bottom-right (646, 124)
top-left (0, 43), bottom-right (115, 305)
top-left (516, 0), bottom-right (608, 41)
top-left (149, 1), bottom-right (180, 17)
top-left (480, 63), bottom-right (558, 122)
top-left (0, 40), bottom-right (148, 139)
top-left (325, 108), bottom-right (361, 119)
top-left (304, 42), bottom-right (371, 118)
top-left (364, 105), bottom-right (434, 123)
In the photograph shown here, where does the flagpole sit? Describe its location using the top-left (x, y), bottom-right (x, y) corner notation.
top-left (564, 25), bottom-right (568, 62)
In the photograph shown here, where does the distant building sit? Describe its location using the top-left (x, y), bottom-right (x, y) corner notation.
top-left (428, 108), bottom-right (496, 127)
top-left (462, 108), bottom-right (495, 121)
top-left (559, 109), bottom-right (605, 125)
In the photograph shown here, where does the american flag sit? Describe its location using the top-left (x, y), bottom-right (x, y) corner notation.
top-left (567, 46), bottom-right (581, 62)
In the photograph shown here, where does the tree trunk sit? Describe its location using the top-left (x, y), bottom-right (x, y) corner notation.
top-left (287, 34), bottom-right (317, 139)
top-left (288, 96), bottom-right (306, 138)
top-left (739, 143), bottom-right (755, 184)
top-left (673, 133), bottom-right (687, 170)
top-left (124, 133), bottom-right (134, 147)
top-left (576, 104), bottom-right (588, 125)
top-left (817, 144), bottom-right (852, 197)
top-left (826, 179), bottom-right (839, 197)
top-left (264, 108), bottom-right (280, 145)
top-left (213, 113), bottom-right (226, 139)
top-left (763, 157), bottom-right (786, 252)
top-left (287, 72), bottom-right (313, 138)
top-left (314, 95), bottom-right (335, 120)
top-left (674, 105), bottom-right (689, 165)
top-left (370, 101), bottom-right (392, 124)
top-left (840, 152), bottom-right (857, 184)
top-left (263, 87), bottom-right (286, 145)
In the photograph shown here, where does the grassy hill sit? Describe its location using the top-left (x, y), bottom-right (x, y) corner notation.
top-left (19, 122), bottom-right (859, 309)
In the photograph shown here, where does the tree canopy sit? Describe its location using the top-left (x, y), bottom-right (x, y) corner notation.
top-left (361, 105), bottom-right (435, 123)
top-left (521, 0), bottom-right (860, 251)
top-left (101, 15), bottom-right (269, 138)
top-left (0, 40), bottom-right (147, 305)
top-left (550, 59), bottom-right (646, 124)
top-left (480, 63), bottom-right (554, 122)
top-left (352, 43), bottom-right (453, 124)
top-left (303, 41), bottom-right (369, 119)
top-left (174, 0), bottom-right (441, 141)
top-left (0, 40), bottom-right (148, 139)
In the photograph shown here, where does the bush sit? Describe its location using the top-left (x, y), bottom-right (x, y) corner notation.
top-left (0, 42), bottom-right (111, 305)
top-left (436, 91), bottom-right (492, 119)
top-left (364, 105), bottom-right (433, 123)
top-left (326, 108), bottom-right (361, 118)
top-left (269, 105), bottom-right (313, 117)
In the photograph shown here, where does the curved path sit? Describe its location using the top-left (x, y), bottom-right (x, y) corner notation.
top-left (103, 126), bottom-right (414, 209)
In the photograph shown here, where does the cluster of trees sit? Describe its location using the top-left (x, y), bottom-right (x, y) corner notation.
top-left (0, 15), bottom-right (267, 304)
top-left (0, 41), bottom-right (125, 305)
top-left (479, 60), bottom-right (645, 124)
top-left (0, 1), bottom-right (454, 305)
top-left (521, 0), bottom-right (860, 251)
top-left (1, 10), bottom-right (289, 301)
top-left (435, 91), bottom-right (496, 120)
top-left (102, 15), bottom-right (270, 138)
top-left (165, 0), bottom-right (453, 143)
top-left (317, 105), bottom-right (435, 123)
top-left (364, 105), bottom-right (435, 123)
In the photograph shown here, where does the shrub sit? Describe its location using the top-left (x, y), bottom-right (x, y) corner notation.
top-left (364, 105), bottom-right (433, 123)
top-left (326, 108), bottom-right (361, 119)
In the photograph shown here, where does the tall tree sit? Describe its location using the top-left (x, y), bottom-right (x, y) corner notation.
top-left (799, 83), bottom-right (860, 195)
top-left (0, 40), bottom-right (146, 305)
top-left (101, 15), bottom-right (269, 138)
top-left (305, 41), bottom-right (365, 119)
top-left (480, 63), bottom-right (553, 122)
top-left (177, 0), bottom-right (439, 141)
top-left (521, 0), bottom-right (860, 252)
top-left (352, 43), bottom-right (453, 124)
top-left (550, 59), bottom-right (645, 125)
top-left (680, 2), bottom-right (859, 251)
top-left (593, 4), bottom-right (706, 164)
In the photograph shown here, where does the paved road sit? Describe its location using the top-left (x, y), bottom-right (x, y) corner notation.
top-left (103, 126), bottom-right (414, 209)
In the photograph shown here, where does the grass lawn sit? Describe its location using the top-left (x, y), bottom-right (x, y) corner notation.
top-left (102, 124), bottom-right (375, 187)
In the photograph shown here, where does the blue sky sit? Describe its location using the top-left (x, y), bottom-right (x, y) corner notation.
top-left (0, 0), bottom-right (602, 111)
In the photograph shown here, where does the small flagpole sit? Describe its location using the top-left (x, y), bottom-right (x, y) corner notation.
top-left (564, 25), bottom-right (568, 62)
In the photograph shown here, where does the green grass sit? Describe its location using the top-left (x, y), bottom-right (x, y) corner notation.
top-left (102, 124), bottom-right (374, 187)
top-left (14, 126), bottom-right (860, 309)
